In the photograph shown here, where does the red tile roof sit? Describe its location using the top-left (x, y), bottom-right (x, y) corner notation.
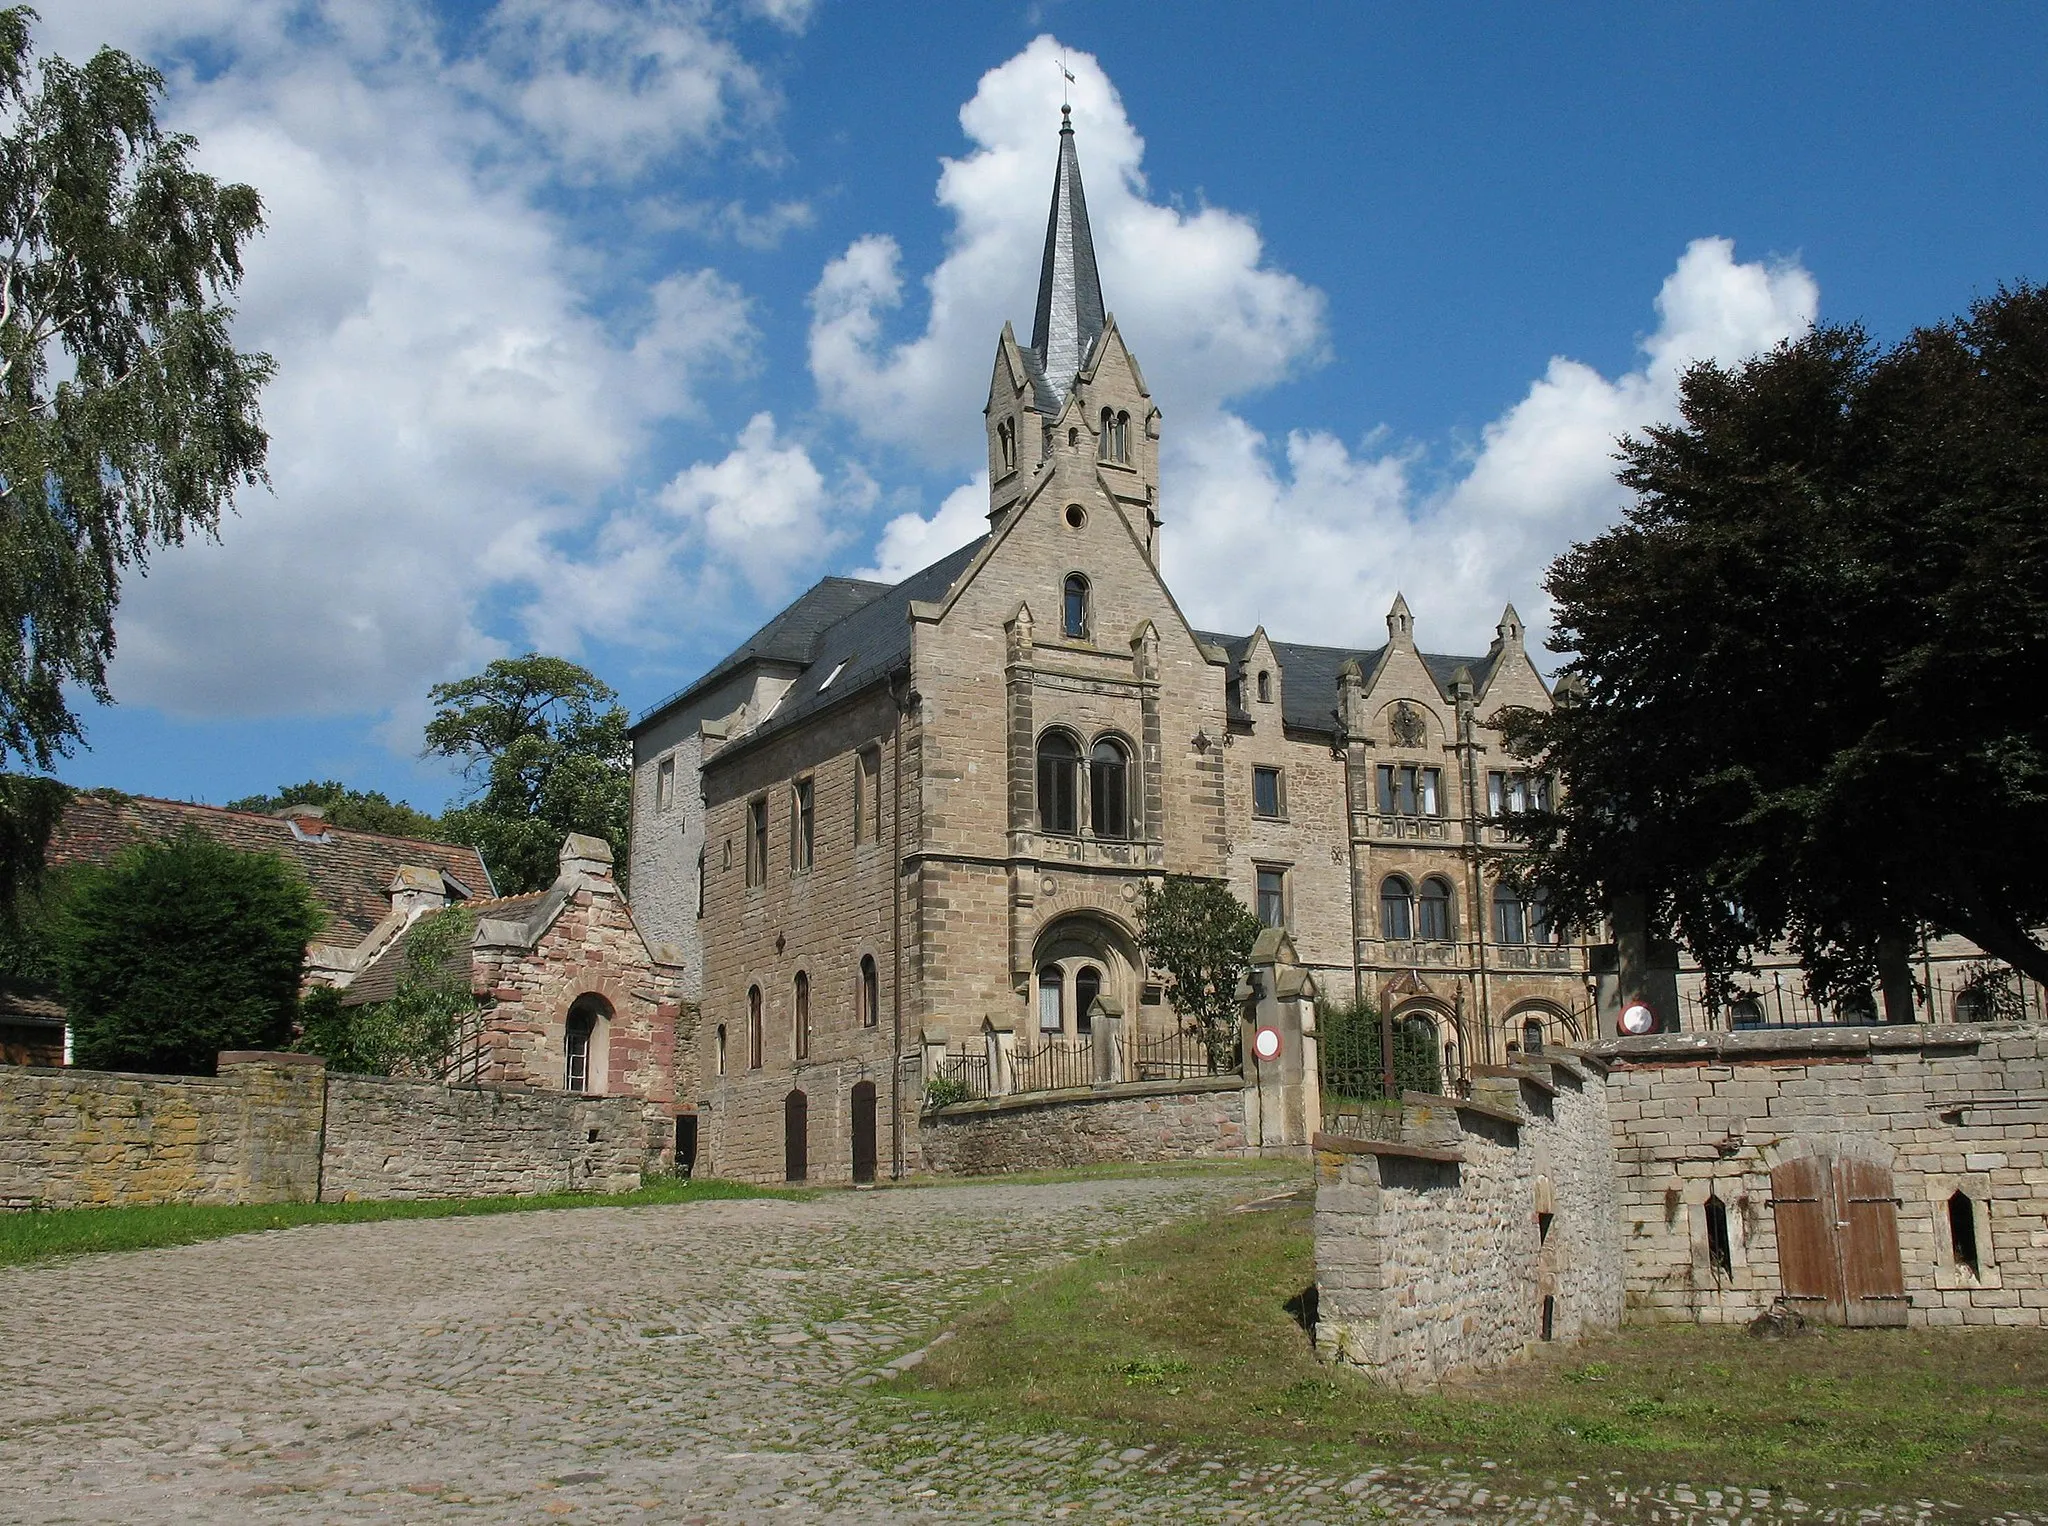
top-left (47, 793), bottom-right (494, 943)
top-left (340, 894), bottom-right (548, 1007)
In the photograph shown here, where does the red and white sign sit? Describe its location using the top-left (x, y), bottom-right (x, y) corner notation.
top-left (1252, 1026), bottom-right (1282, 1061)
top-left (1619, 1001), bottom-right (1656, 1036)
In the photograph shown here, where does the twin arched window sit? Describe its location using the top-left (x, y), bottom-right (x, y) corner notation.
top-left (1062, 573), bottom-right (1090, 639)
top-left (1492, 883), bottom-right (1555, 945)
top-left (1037, 730), bottom-right (1134, 839)
top-left (1381, 875), bottom-right (1455, 941)
top-left (1098, 408), bottom-right (1131, 464)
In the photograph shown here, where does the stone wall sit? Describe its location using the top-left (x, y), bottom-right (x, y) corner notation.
top-left (919, 1075), bottom-right (1249, 1175)
top-left (1313, 1054), bottom-right (1624, 1389)
top-left (1596, 1023), bottom-right (2048, 1328)
top-left (321, 1074), bottom-right (641, 1200)
top-left (0, 1052), bottom-right (645, 1210)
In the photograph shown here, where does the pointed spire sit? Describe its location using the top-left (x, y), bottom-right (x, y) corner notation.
top-left (1496, 603), bottom-right (1525, 646)
top-left (1028, 105), bottom-right (1106, 409)
top-left (1386, 592), bottom-right (1414, 644)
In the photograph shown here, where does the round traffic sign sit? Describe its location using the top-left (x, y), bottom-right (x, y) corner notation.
top-left (1619, 1001), bottom-right (1656, 1036)
top-left (1252, 1026), bottom-right (1282, 1061)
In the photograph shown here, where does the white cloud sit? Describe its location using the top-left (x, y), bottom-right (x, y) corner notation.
top-left (856, 473), bottom-right (991, 583)
top-left (808, 36), bottom-right (1326, 466)
top-left (52, 1), bottom-right (773, 722)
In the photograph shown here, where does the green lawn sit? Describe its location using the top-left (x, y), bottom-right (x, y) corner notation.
top-left (0, 1175), bottom-right (804, 1268)
top-left (885, 1191), bottom-right (2048, 1514)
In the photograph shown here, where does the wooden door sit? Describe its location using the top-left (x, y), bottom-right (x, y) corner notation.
top-left (784, 1090), bottom-right (808, 1183)
top-left (1769, 1154), bottom-right (1907, 1327)
top-left (850, 1081), bottom-right (878, 1184)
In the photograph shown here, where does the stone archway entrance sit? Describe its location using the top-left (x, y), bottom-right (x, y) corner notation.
top-left (1029, 913), bottom-right (1140, 1039)
top-left (1769, 1152), bottom-right (1907, 1326)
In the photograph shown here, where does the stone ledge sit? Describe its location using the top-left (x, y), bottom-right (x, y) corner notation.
top-left (1593, 1022), bottom-right (2012, 1066)
top-left (1314, 1132), bottom-right (1463, 1163)
top-left (1470, 1063), bottom-right (1557, 1096)
top-left (927, 1073), bottom-right (1243, 1119)
top-left (218, 1050), bottom-right (326, 1068)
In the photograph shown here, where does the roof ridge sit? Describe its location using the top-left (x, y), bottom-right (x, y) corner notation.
top-left (79, 792), bottom-right (464, 853)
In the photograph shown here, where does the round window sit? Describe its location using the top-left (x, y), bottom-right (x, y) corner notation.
top-left (1064, 504), bottom-right (1087, 528)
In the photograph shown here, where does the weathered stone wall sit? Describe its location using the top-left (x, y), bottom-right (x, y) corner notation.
top-left (0, 1053), bottom-right (326, 1210)
top-left (919, 1076), bottom-right (1249, 1175)
top-left (1313, 1054), bottom-right (1624, 1388)
top-left (321, 1074), bottom-right (641, 1199)
top-left (0, 1053), bottom-right (646, 1210)
top-left (1596, 1023), bottom-right (2048, 1327)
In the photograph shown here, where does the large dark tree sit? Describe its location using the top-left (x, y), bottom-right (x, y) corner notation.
top-left (60, 828), bottom-right (321, 1074)
top-left (1502, 286), bottom-right (2048, 998)
top-left (425, 655), bottom-right (630, 894)
top-left (0, 8), bottom-right (271, 901)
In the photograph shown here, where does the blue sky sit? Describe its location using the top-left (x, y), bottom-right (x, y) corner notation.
top-left (42, 2), bottom-right (2048, 814)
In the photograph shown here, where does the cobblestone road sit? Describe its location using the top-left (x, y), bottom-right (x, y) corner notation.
top-left (0, 1169), bottom-right (2031, 1525)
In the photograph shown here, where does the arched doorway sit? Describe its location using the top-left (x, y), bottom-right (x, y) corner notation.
top-left (850, 1081), bottom-right (878, 1183)
top-left (783, 1090), bottom-right (808, 1183)
top-left (1029, 913), bottom-right (1139, 1038)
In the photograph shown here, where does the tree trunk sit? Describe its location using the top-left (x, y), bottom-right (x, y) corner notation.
top-left (1877, 935), bottom-right (1917, 1024)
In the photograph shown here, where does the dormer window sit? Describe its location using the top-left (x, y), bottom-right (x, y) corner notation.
top-left (1062, 573), bottom-right (1090, 640)
top-left (817, 658), bottom-right (849, 693)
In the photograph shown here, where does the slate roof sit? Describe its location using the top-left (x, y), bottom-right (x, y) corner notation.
top-left (46, 793), bottom-right (493, 943)
top-left (339, 894), bottom-right (546, 1007)
top-left (1197, 632), bottom-right (1503, 736)
top-left (703, 536), bottom-right (991, 768)
top-left (633, 575), bottom-right (890, 734)
top-left (1027, 107), bottom-right (1107, 411)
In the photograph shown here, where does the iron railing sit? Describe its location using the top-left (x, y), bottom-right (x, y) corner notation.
top-left (1679, 963), bottom-right (2047, 1032)
top-left (935, 1047), bottom-right (991, 1100)
top-left (1133, 1024), bottom-right (1240, 1081)
top-left (1011, 1032), bottom-right (1094, 1093)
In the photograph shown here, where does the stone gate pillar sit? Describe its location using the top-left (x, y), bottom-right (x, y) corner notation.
top-left (1237, 929), bottom-right (1320, 1150)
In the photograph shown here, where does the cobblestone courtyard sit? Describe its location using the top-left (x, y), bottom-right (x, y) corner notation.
top-left (0, 1168), bottom-right (2024, 1525)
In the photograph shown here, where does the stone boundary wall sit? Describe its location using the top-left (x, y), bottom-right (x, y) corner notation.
top-left (1313, 1054), bottom-right (1624, 1389)
top-left (919, 1075), bottom-right (1250, 1175)
top-left (1592, 1023), bottom-right (2048, 1327)
top-left (0, 1053), bottom-right (644, 1210)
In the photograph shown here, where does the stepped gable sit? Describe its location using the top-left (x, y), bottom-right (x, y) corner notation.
top-left (46, 793), bottom-right (492, 943)
top-left (1198, 632), bottom-right (1503, 733)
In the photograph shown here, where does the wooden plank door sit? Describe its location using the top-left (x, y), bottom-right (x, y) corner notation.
top-left (1835, 1157), bottom-right (1908, 1327)
top-left (784, 1090), bottom-right (808, 1183)
top-left (851, 1081), bottom-right (878, 1184)
top-left (1770, 1156), bottom-right (1846, 1323)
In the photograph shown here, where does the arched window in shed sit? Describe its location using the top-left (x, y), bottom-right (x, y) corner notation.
top-left (1037, 732), bottom-right (1081, 835)
top-left (1062, 573), bottom-right (1090, 640)
top-left (1091, 738), bottom-right (1131, 840)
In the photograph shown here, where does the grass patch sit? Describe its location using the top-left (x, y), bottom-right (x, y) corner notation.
top-left (887, 1193), bottom-right (2048, 1513)
top-left (0, 1175), bottom-right (805, 1269)
top-left (892, 1157), bottom-right (1299, 1191)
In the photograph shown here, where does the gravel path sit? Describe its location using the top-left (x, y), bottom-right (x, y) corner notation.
top-left (0, 1168), bottom-right (2030, 1525)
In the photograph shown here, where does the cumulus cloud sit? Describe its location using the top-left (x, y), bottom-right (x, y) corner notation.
top-left (856, 473), bottom-right (991, 583)
top-left (808, 36), bottom-right (1326, 466)
top-left (47, 0), bottom-right (779, 721)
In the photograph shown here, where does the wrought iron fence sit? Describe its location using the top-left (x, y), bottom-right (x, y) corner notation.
top-left (934, 1047), bottom-right (991, 1100)
top-left (1679, 962), bottom-right (2047, 1032)
top-left (1011, 1032), bottom-right (1094, 1094)
top-left (1315, 999), bottom-right (1454, 1138)
top-left (1133, 1023), bottom-right (1240, 1081)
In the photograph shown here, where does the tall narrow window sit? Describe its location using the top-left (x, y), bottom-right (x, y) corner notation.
top-left (1256, 670), bottom-right (1271, 704)
top-left (565, 1010), bottom-right (593, 1093)
top-left (1062, 574), bottom-right (1090, 640)
top-left (747, 797), bottom-right (768, 886)
top-left (789, 779), bottom-right (814, 872)
top-left (1529, 889), bottom-right (1555, 945)
top-left (747, 986), bottom-right (763, 1069)
top-left (997, 418), bottom-right (1016, 470)
top-left (1091, 738), bottom-right (1131, 839)
top-left (1099, 407), bottom-right (1115, 458)
top-left (1948, 1191), bottom-right (1980, 1277)
top-left (1256, 867), bottom-right (1286, 929)
top-left (1038, 967), bottom-right (1063, 1032)
top-left (1074, 965), bottom-right (1101, 1035)
top-left (1380, 876), bottom-right (1414, 941)
top-left (1114, 411), bottom-right (1130, 462)
top-left (656, 756), bottom-right (675, 812)
top-left (793, 972), bottom-right (811, 1061)
top-left (1704, 1194), bottom-right (1733, 1278)
top-left (696, 848), bottom-right (706, 920)
top-left (855, 747), bottom-right (882, 844)
top-left (1522, 1017), bottom-right (1545, 1055)
top-left (1252, 766), bottom-right (1283, 820)
top-left (1037, 732), bottom-right (1081, 834)
top-left (1417, 876), bottom-right (1453, 941)
top-left (860, 954), bottom-right (879, 1029)
top-left (715, 1023), bottom-right (727, 1077)
top-left (1492, 882), bottom-right (1527, 945)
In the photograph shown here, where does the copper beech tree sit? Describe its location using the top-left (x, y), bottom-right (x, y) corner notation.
top-left (1501, 286), bottom-right (2048, 1006)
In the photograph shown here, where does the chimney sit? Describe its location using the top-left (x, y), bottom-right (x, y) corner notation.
top-left (557, 833), bottom-right (615, 887)
top-left (273, 803), bottom-right (331, 842)
top-left (387, 865), bottom-right (447, 920)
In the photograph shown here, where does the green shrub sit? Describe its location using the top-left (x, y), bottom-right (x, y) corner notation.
top-left (295, 907), bottom-right (477, 1076)
top-left (59, 828), bottom-right (322, 1074)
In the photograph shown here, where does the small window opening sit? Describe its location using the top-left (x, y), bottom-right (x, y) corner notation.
top-left (1537, 1211), bottom-right (1554, 1245)
top-left (1948, 1191), bottom-right (1980, 1277)
top-left (1062, 573), bottom-right (1090, 640)
top-left (1540, 1295), bottom-right (1556, 1341)
top-left (860, 954), bottom-right (879, 1029)
top-left (1522, 1018), bottom-right (1545, 1056)
top-left (565, 1008), bottom-right (595, 1093)
top-left (997, 418), bottom-right (1016, 471)
top-left (1256, 670), bottom-right (1271, 703)
top-left (793, 971), bottom-right (811, 1062)
top-left (715, 1023), bottom-right (727, 1077)
top-left (1705, 1194), bottom-right (1733, 1278)
top-left (1064, 503), bottom-right (1086, 528)
top-left (817, 659), bottom-right (848, 693)
top-left (1068, 426), bottom-right (1078, 447)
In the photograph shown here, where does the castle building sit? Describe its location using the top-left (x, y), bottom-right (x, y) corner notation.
top-left (628, 111), bottom-right (1588, 1182)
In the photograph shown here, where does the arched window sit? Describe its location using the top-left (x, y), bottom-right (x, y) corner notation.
top-left (1728, 995), bottom-right (1764, 1028)
top-left (1953, 984), bottom-right (1995, 1023)
top-left (1522, 1016), bottom-right (1545, 1055)
top-left (1037, 731), bottom-right (1081, 834)
top-left (997, 418), bottom-right (1016, 470)
top-left (1948, 1190), bottom-right (1980, 1276)
top-left (1443, 1039), bottom-right (1458, 1081)
top-left (1074, 965), bottom-right (1102, 1035)
top-left (1099, 407), bottom-right (1115, 459)
top-left (1037, 966), bottom-right (1063, 1032)
top-left (793, 971), bottom-right (811, 1061)
top-left (715, 1023), bottom-right (727, 1077)
top-left (1417, 876), bottom-right (1453, 942)
top-left (1090, 737), bottom-right (1131, 839)
top-left (565, 993), bottom-right (608, 1094)
top-left (859, 954), bottom-right (879, 1029)
top-left (1062, 573), bottom-right (1090, 639)
top-left (1256, 670), bottom-right (1271, 703)
top-left (1529, 888), bottom-right (1555, 945)
top-left (1379, 875), bottom-right (1413, 941)
top-left (1068, 426), bottom-right (1079, 447)
top-left (1705, 1194), bottom-right (1733, 1278)
top-left (1492, 882), bottom-right (1527, 945)
top-left (747, 985), bottom-right (763, 1069)
top-left (1114, 410), bottom-right (1130, 462)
